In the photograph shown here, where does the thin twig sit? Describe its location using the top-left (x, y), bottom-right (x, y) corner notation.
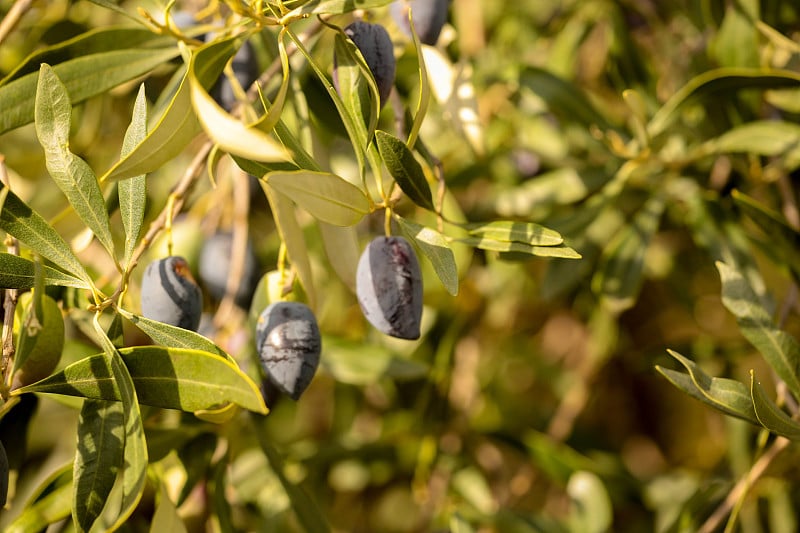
top-left (0, 0), bottom-right (34, 47)
top-left (698, 436), bottom-right (791, 533)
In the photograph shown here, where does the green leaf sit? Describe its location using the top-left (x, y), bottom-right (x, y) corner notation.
top-left (73, 400), bottom-right (124, 532)
top-left (263, 185), bottom-right (316, 309)
top-left (718, 261), bottom-right (800, 399)
top-left (93, 315), bottom-right (147, 531)
top-left (0, 253), bottom-right (89, 289)
top-left (265, 170), bottom-right (370, 226)
top-left (119, 84), bottom-right (148, 267)
top-left (118, 307), bottom-right (231, 362)
top-left (655, 349), bottom-right (759, 424)
top-left (375, 130), bottom-right (434, 210)
top-left (592, 194), bottom-right (664, 312)
top-left (750, 372), bottom-right (800, 440)
top-left (708, 121), bottom-right (800, 164)
top-left (406, 10), bottom-right (430, 149)
top-left (5, 463), bottom-right (72, 532)
top-left (0, 48), bottom-right (181, 136)
top-left (1, 27), bottom-right (173, 85)
top-left (648, 68), bottom-right (800, 139)
top-left (35, 64), bottom-right (116, 260)
top-left (283, 0), bottom-right (392, 19)
top-left (101, 62), bottom-right (201, 182)
top-left (15, 346), bottom-right (268, 414)
top-left (333, 30), bottom-right (380, 147)
top-left (463, 221), bottom-right (564, 247)
top-left (189, 36), bottom-right (290, 163)
top-left (459, 237), bottom-right (581, 259)
top-left (0, 187), bottom-right (92, 287)
top-left (396, 217), bottom-right (459, 295)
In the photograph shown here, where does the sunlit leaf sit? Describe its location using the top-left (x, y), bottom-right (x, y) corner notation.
top-left (282, 0), bottom-right (392, 20)
top-left (265, 170), bottom-right (370, 226)
top-left (463, 220), bottom-right (563, 247)
top-left (750, 372), bottom-right (800, 440)
top-left (0, 253), bottom-right (89, 289)
top-left (333, 29), bottom-right (380, 148)
top-left (35, 64), bottom-right (115, 260)
top-left (0, 48), bottom-right (180, 136)
top-left (376, 130), bottom-right (434, 210)
top-left (151, 483), bottom-right (188, 533)
top-left (319, 222), bottom-right (360, 292)
top-left (460, 237), bottom-right (581, 259)
top-left (101, 60), bottom-right (201, 181)
top-left (656, 349), bottom-right (759, 424)
top-left (718, 261), bottom-right (800, 399)
top-left (118, 308), bottom-right (231, 362)
top-left (567, 471), bottom-right (613, 533)
top-left (396, 217), bottom-right (458, 295)
top-left (73, 400), bottom-right (124, 532)
top-left (119, 84), bottom-right (148, 267)
top-left (0, 187), bottom-right (92, 287)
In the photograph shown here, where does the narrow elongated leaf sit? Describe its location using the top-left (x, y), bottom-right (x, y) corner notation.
top-left (151, 483), bottom-right (188, 533)
top-left (655, 350), bottom-right (759, 424)
top-left (648, 68), bottom-right (800, 138)
top-left (73, 400), bottom-right (124, 532)
top-left (406, 11), bottom-right (430, 148)
top-left (266, 171), bottom-right (370, 226)
top-left (592, 194), bottom-right (664, 312)
top-left (283, 0), bottom-right (392, 19)
top-left (1, 27), bottom-right (174, 85)
top-left (750, 372), bottom-right (800, 440)
top-left (118, 307), bottom-right (231, 361)
top-left (0, 253), bottom-right (89, 289)
top-left (93, 315), bottom-right (147, 532)
top-left (396, 217), bottom-right (458, 295)
top-left (375, 130), bottom-right (434, 210)
top-left (718, 261), bottom-right (800, 399)
top-left (463, 221), bottom-right (563, 247)
top-left (0, 187), bottom-right (92, 286)
top-left (102, 64), bottom-right (201, 181)
top-left (35, 64), bottom-right (115, 259)
top-left (189, 35), bottom-right (289, 162)
top-left (459, 237), bottom-right (581, 259)
top-left (333, 30), bottom-right (380, 148)
top-left (119, 85), bottom-right (148, 266)
top-left (0, 48), bottom-right (180, 136)
top-left (14, 346), bottom-right (268, 414)
top-left (710, 121), bottom-right (800, 161)
top-left (263, 185), bottom-right (316, 309)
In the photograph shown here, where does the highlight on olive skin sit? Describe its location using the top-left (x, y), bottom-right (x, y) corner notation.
top-left (334, 20), bottom-right (396, 108)
top-left (390, 0), bottom-right (449, 45)
top-left (255, 302), bottom-right (321, 401)
top-left (356, 236), bottom-right (423, 340)
top-left (141, 256), bottom-right (203, 332)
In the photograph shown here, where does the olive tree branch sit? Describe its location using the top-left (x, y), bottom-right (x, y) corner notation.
top-left (0, 0), bottom-right (34, 47)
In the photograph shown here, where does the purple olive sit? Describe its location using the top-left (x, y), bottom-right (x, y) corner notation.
top-left (198, 232), bottom-right (260, 310)
top-left (356, 236), bottom-right (423, 340)
top-left (334, 21), bottom-right (396, 108)
top-left (141, 256), bottom-right (203, 331)
top-left (256, 302), bottom-right (321, 400)
top-left (391, 0), bottom-right (449, 45)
